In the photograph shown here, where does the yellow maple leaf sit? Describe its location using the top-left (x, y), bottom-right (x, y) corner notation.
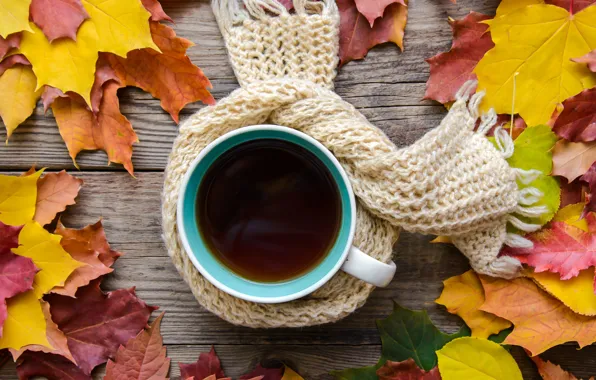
top-left (436, 337), bottom-right (523, 380)
top-left (530, 268), bottom-right (596, 316)
top-left (0, 0), bottom-right (33, 38)
top-left (0, 291), bottom-right (51, 351)
top-left (19, 0), bottom-right (157, 107)
top-left (0, 169), bottom-right (43, 226)
top-left (0, 65), bottom-right (43, 138)
top-left (436, 270), bottom-right (511, 339)
top-left (81, 0), bottom-right (159, 57)
top-left (13, 222), bottom-right (84, 298)
top-left (475, 4), bottom-right (596, 126)
top-left (20, 22), bottom-right (98, 107)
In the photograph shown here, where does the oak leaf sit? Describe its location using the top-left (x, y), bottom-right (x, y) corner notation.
top-left (354, 0), bottom-right (406, 26)
top-left (179, 346), bottom-right (226, 380)
top-left (552, 140), bottom-right (596, 182)
top-left (376, 359), bottom-right (440, 380)
top-left (54, 220), bottom-right (122, 268)
top-left (0, 222), bottom-right (36, 338)
top-left (553, 88), bottom-right (596, 143)
top-left (0, 33), bottom-right (21, 61)
top-left (475, 3), bottom-right (596, 126)
top-left (530, 356), bottom-right (582, 380)
top-left (52, 81), bottom-right (138, 175)
top-left (34, 171), bottom-right (83, 226)
top-left (479, 275), bottom-right (596, 355)
top-left (337, 0), bottom-right (407, 66)
top-left (436, 337), bottom-right (522, 380)
top-left (29, 0), bottom-right (89, 42)
top-left (9, 300), bottom-right (75, 363)
top-left (0, 0), bottom-right (33, 38)
top-left (105, 312), bottom-right (170, 380)
top-left (574, 50), bottom-right (596, 72)
top-left (13, 221), bottom-right (84, 298)
top-left (106, 22), bottom-right (215, 123)
top-left (141, 0), bottom-right (173, 22)
top-left (436, 270), bottom-right (511, 339)
top-left (16, 351), bottom-right (90, 380)
top-left (424, 12), bottom-right (493, 104)
top-left (46, 279), bottom-right (156, 374)
top-left (0, 64), bottom-right (43, 138)
top-left (0, 170), bottom-right (42, 226)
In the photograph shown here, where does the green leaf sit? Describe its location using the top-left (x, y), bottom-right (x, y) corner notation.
top-left (377, 301), bottom-right (470, 371)
top-left (330, 301), bottom-right (471, 379)
top-left (330, 366), bottom-right (378, 380)
top-left (509, 124), bottom-right (558, 174)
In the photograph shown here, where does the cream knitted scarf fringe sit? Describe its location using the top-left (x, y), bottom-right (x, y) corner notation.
top-left (161, 0), bottom-right (546, 327)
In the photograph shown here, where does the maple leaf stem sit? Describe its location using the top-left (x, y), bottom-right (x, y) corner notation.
top-left (570, 0), bottom-right (574, 14)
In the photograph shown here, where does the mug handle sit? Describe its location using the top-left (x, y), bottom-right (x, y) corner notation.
top-left (340, 246), bottom-right (396, 287)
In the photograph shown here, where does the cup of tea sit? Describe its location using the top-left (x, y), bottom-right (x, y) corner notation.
top-left (177, 125), bottom-right (396, 303)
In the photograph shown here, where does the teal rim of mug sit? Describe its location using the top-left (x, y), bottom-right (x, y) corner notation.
top-left (177, 125), bottom-right (356, 303)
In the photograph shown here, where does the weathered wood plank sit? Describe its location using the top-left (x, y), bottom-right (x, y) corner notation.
top-left (0, 0), bottom-right (492, 171)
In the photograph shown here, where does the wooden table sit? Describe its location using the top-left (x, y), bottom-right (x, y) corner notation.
top-left (1, 0), bottom-right (595, 378)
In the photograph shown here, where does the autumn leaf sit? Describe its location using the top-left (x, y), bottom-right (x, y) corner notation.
top-left (582, 163), bottom-right (596, 215)
top-left (241, 364), bottom-right (284, 380)
top-left (9, 300), bottom-right (75, 364)
top-left (50, 221), bottom-right (113, 297)
top-left (0, 291), bottom-right (50, 351)
top-left (0, 63), bottom-right (43, 138)
top-left (52, 81), bottom-right (138, 175)
top-left (574, 49), bottom-right (596, 72)
top-left (179, 346), bottom-right (226, 380)
top-left (552, 140), bottom-right (596, 182)
top-left (16, 351), bottom-right (90, 380)
top-left (0, 222), bottom-right (36, 338)
top-left (547, 0), bottom-right (596, 13)
top-left (20, 0), bottom-right (158, 106)
top-left (13, 221), bottom-right (84, 298)
top-left (0, 0), bottom-right (33, 38)
top-left (552, 203), bottom-right (589, 231)
top-left (337, 0), bottom-right (407, 65)
top-left (530, 268), bottom-right (596, 316)
top-left (54, 220), bottom-right (122, 268)
top-left (424, 12), bottom-right (493, 104)
top-left (106, 22), bottom-right (215, 123)
top-left (475, 3), bottom-right (596, 126)
top-left (34, 171), bottom-right (83, 226)
top-left (0, 170), bottom-right (43, 226)
top-left (141, 0), bottom-right (173, 22)
top-left (105, 312), bottom-right (170, 380)
top-left (552, 88), bottom-right (596, 143)
top-left (436, 337), bottom-right (522, 380)
top-left (503, 214), bottom-right (596, 283)
top-left (46, 279), bottom-right (156, 374)
top-left (436, 270), bottom-right (511, 339)
top-left (530, 356), bottom-right (579, 380)
top-left (376, 359), bottom-right (440, 380)
top-left (29, 0), bottom-right (89, 42)
top-left (479, 275), bottom-right (596, 355)
top-left (0, 33), bottom-right (21, 61)
top-left (354, 0), bottom-right (406, 26)
top-left (281, 367), bottom-right (304, 380)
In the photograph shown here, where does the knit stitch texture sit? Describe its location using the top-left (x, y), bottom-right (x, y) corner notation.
top-left (162, 0), bottom-right (546, 327)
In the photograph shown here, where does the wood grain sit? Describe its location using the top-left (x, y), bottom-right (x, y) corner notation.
top-left (0, 0), bottom-right (592, 378)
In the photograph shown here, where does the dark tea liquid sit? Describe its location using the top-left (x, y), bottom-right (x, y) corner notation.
top-left (196, 139), bottom-right (341, 282)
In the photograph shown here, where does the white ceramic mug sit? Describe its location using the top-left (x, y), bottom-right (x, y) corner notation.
top-left (177, 125), bottom-right (396, 303)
